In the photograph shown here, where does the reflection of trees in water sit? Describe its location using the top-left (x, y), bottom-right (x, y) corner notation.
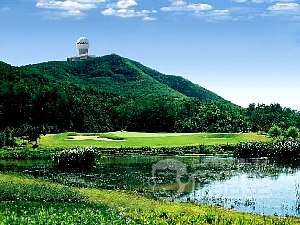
top-left (0, 156), bottom-right (299, 193)
top-left (186, 157), bottom-right (299, 188)
top-left (178, 157), bottom-right (300, 216)
top-left (237, 158), bottom-right (298, 179)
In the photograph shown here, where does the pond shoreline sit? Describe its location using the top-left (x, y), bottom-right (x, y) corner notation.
top-left (0, 144), bottom-right (235, 160)
top-left (2, 151), bottom-right (300, 222)
top-left (1, 172), bottom-right (300, 224)
top-left (3, 139), bottom-right (300, 161)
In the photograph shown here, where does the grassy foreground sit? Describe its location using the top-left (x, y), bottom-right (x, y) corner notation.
top-left (40, 132), bottom-right (268, 148)
top-left (0, 173), bottom-right (298, 224)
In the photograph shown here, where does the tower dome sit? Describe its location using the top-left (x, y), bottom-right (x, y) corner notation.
top-left (76, 37), bottom-right (89, 55)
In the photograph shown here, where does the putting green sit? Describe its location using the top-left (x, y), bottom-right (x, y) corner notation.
top-left (39, 132), bottom-right (269, 148)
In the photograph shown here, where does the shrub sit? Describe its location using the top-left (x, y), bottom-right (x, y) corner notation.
top-left (285, 126), bottom-right (299, 140)
top-left (234, 141), bottom-right (269, 158)
top-left (53, 147), bottom-right (96, 171)
top-left (268, 125), bottom-right (282, 139)
top-left (234, 140), bottom-right (300, 160)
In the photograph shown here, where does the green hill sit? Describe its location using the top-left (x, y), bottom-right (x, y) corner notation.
top-left (128, 58), bottom-right (228, 103)
top-left (23, 54), bottom-right (226, 103)
top-left (0, 54), bottom-right (243, 133)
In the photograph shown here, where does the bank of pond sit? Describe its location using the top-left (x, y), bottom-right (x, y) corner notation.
top-left (1, 140), bottom-right (300, 223)
top-left (1, 154), bottom-right (300, 216)
top-left (1, 139), bottom-right (300, 160)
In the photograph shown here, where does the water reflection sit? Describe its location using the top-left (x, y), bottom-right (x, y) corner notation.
top-left (0, 156), bottom-right (299, 216)
top-left (178, 157), bottom-right (300, 216)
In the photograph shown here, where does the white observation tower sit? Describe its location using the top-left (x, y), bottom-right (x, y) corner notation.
top-left (67, 36), bottom-right (95, 61)
top-left (76, 37), bottom-right (89, 55)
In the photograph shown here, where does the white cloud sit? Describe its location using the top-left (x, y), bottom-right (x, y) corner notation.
top-left (196, 9), bottom-right (232, 21)
top-left (36, 0), bottom-right (105, 18)
top-left (34, 0), bottom-right (300, 22)
top-left (101, 0), bottom-right (157, 20)
top-left (101, 7), bottom-right (156, 19)
top-left (115, 0), bottom-right (137, 9)
top-left (143, 16), bottom-right (157, 21)
top-left (159, 1), bottom-right (233, 21)
top-left (36, 0), bottom-right (95, 11)
top-left (267, 3), bottom-right (300, 11)
top-left (210, 9), bottom-right (230, 17)
top-left (171, 0), bottom-right (186, 6)
top-left (187, 4), bottom-right (212, 11)
top-left (228, 0), bottom-right (300, 21)
top-left (160, 3), bottom-right (212, 12)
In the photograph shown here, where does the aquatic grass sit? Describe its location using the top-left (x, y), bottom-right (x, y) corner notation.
top-left (53, 147), bottom-right (96, 171)
top-left (234, 140), bottom-right (300, 160)
top-left (0, 147), bottom-right (61, 160)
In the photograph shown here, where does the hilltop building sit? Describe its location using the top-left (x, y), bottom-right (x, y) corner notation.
top-left (67, 37), bottom-right (95, 61)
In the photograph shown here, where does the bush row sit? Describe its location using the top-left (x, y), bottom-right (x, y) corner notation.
top-left (234, 140), bottom-right (300, 160)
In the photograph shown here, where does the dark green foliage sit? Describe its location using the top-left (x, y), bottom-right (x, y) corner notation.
top-left (0, 147), bottom-right (60, 160)
top-left (246, 103), bottom-right (300, 132)
top-left (1, 55), bottom-right (300, 135)
top-left (129, 59), bottom-right (229, 103)
top-left (268, 125), bottom-right (282, 139)
top-left (285, 126), bottom-right (299, 140)
top-left (18, 124), bottom-right (48, 145)
top-left (234, 140), bottom-right (300, 160)
top-left (234, 142), bottom-right (270, 158)
top-left (0, 54), bottom-right (245, 134)
top-left (53, 147), bottom-right (96, 171)
top-left (0, 127), bottom-right (16, 147)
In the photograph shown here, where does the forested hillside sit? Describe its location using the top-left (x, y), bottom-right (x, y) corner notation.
top-left (129, 59), bottom-right (229, 103)
top-left (0, 54), bottom-right (300, 140)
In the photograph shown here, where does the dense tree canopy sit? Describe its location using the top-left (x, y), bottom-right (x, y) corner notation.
top-left (0, 55), bottom-right (300, 141)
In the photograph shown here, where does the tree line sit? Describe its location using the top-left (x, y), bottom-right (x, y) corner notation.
top-left (1, 84), bottom-right (300, 147)
top-left (1, 57), bottom-right (300, 147)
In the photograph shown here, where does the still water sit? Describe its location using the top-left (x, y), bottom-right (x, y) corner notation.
top-left (0, 156), bottom-right (300, 216)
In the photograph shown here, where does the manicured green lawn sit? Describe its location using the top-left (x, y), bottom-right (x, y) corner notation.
top-left (0, 173), bottom-right (298, 224)
top-left (40, 131), bottom-right (269, 148)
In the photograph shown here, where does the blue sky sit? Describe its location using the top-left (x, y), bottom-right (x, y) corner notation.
top-left (1, 0), bottom-right (300, 110)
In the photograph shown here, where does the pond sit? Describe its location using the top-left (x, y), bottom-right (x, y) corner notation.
top-left (0, 155), bottom-right (300, 216)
